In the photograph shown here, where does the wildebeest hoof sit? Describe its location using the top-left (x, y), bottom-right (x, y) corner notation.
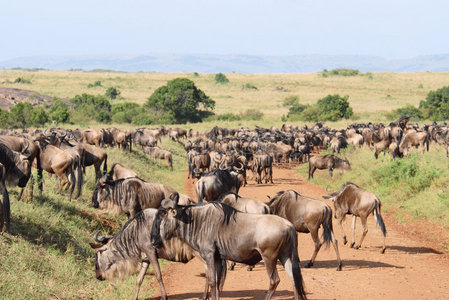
top-left (336, 263), bottom-right (342, 271)
top-left (343, 237), bottom-right (347, 245)
top-left (354, 245), bottom-right (361, 250)
top-left (381, 247), bottom-right (386, 254)
top-left (305, 261), bottom-right (313, 268)
top-left (350, 242), bottom-right (355, 248)
top-left (247, 266), bottom-right (253, 271)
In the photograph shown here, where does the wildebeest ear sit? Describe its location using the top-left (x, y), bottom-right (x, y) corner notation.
top-left (322, 196), bottom-right (331, 199)
top-left (89, 242), bottom-right (103, 249)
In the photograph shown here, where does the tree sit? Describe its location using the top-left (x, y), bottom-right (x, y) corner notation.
top-left (48, 99), bottom-right (70, 124)
top-left (419, 86), bottom-right (449, 120)
top-left (105, 87), bottom-right (120, 99)
top-left (70, 93), bottom-right (112, 123)
top-left (145, 78), bottom-right (215, 124)
top-left (9, 102), bottom-right (34, 128)
top-left (0, 109), bottom-right (9, 128)
top-left (316, 94), bottom-right (353, 121)
top-left (31, 106), bottom-right (49, 126)
top-left (214, 73), bottom-right (229, 84)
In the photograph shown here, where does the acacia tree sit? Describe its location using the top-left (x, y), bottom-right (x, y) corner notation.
top-left (145, 78), bottom-right (215, 123)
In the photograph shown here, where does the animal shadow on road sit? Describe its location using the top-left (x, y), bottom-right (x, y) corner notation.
top-left (385, 245), bottom-right (442, 254)
top-left (308, 259), bottom-right (404, 270)
top-left (149, 289), bottom-right (293, 300)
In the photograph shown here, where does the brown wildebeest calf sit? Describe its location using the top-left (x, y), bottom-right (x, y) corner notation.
top-left (268, 190), bottom-right (342, 271)
top-left (143, 146), bottom-right (173, 171)
top-left (308, 154), bottom-right (350, 179)
top-left (324, 182), bottom-right (386, 253)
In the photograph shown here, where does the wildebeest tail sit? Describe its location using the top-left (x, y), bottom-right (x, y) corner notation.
top-left (290, 227), bottom-right (307, 300)
top-left (36, 147), bottom-right (43, 192)
top-left (103, 154), bottom-right (108, 175)
top-left (374, 199), bottom-right (386, 237)
top-left (321, 206), bottom-right (333, 248)
top-left (169, 155), bottom-right (173, 170)
top-left (3, 187), bottom-right (10, 231)
top-left (75, 156), bottom-right (83, 199)
top-left (426, 134), bottom-right (430, 152)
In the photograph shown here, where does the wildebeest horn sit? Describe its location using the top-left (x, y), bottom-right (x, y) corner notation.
top-left (325, 185), bottom-right (332, 195)
top-left (43, 129), bottom-right (51, 137)
top-left (21, 140), bottom-right (29, 154)
top-left (173, 193), bottom-right (179, 207)
top-left (233, 162), bottom-right (244, 171)
top-left (94, 231), bottom-right (112, 244)
top-left (58, 130), bottom-right (67, 139)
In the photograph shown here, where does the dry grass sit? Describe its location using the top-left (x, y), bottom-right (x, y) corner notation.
top-left (2, 70), bottom-right (449, 120)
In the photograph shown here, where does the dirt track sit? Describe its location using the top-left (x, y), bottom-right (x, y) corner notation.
top-left (150, 167), bottom-right (449, 300)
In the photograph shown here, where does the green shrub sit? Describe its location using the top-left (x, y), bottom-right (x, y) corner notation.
top-left (317, 94), bottom-right (353, 121)
top-left (419, 85), bottom-right (449, 120)
top-left (14, 77), bottom-right (31, 84)
top-left (392, 105), bottom-right (423, 120)
top-left (321, 68), bottom-right (360, 77)
top-left (87, 80), bottom-right (102, 88)
top-left (0, 108), bottom-right (9, 127)
top-left (214, 73), bottom-right (229, 84)
top-left (70, 93), bottom-right (111, 123)
top-left (283, 95), bottom-right (299, 107)
top-left (48, 99), bottom-right (70, 124)
top-left (9, 102), bottom-right (34, 128)
top-left (145, 77), bottom-right (215, 124)
top-left (243, 83), bottom-right (257, 90)
top-left (31, 106), bottom-right (48, 126)
top-left (216, 113), bottom-right (241, 121)
top-left (111, 102), bottom-right (140, 123)
top-left (105, 87), bottom-right (120, 99)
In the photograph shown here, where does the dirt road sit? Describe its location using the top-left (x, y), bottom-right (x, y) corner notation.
top-left (150, 167), bottom-right (449, 299)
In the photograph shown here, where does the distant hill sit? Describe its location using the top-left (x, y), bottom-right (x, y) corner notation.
top-left (1, 53), bottom-right (449, 73)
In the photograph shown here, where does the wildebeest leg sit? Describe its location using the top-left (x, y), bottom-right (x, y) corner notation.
top-left (306, 228), bottom-right (321, 268)
top-left (328, 168), bottom-right (333, 177)
top-left (17, 188), bottom-right (24, 201)
top-left (350, 215), bottom-right (357, 248)
top-left (147, 251), bottom-right (168, 300)
top-left (203, 254), bottom-right (219, 300)
top-left (331, 231), bottom-right (342, 271)
top-left (262, 255), bottom-right (280, 300)
top-left (132, 261), bottom-right (150, 300)
top-left (355, 215), bottom-right (368, 249)
top-left (229, 261), bottom-right (236, 271)
top-left (309, 166), bottom-right (316, 179)
top-left (337, 217), bottom-right (347, 245)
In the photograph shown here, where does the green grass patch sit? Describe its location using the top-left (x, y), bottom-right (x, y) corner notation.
top-left (0, 138), bottom-right (186, 299)
top-left (296, 145), bottom-right (449, 227)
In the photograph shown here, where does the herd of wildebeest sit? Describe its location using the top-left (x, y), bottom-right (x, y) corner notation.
top-left (1, 115), bottom-right (449, 299)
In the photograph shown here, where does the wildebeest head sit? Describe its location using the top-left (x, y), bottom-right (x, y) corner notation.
top-left (92, 181), bottom-right (111, 209)
top-left (89, 231), bottom-right (137, 281)
top-left (323, 183), bottom-right (354, 219)
top-left (1, 141), bottom-right (32, 188)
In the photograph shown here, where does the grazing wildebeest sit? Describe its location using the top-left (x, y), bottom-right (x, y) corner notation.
top-left (324, 182), bottom-right (386, 253)
top-left (0, 143), bottom-right (32, 231)
top-left (36, 139), bottom-right (77, 201)
top-left (195, 169), bottom-right (243, 203)
top-left (219, 192), bottom-right (269, 271)
top-left (133, 130), bottom-right (157, 148)
top-left (398, 131), bottom-right (429, 156)
top-left (80, 143), bottom-right (108, 181)
top-left (92, 177), bottom-right (176, 219)
top-left (308, 154), bottom-right (351, 179)
top-left (267, 190), bottom-right (342, 271)
top-left (90, 208), bottom-right (197, 300)
top-left (151, 200), bottom-right (307, 300)
top-left (373, 135), bottom-right (391, 159)
top-left (143, 146), bottom-right (173, 171)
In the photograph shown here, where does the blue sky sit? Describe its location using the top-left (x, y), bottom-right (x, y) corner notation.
top-left (1, 0), bottom-right (448, 60)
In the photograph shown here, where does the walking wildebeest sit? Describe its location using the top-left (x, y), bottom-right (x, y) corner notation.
top-left (267, 190), bottom-right (342, 271)
top-left (308, 154), bottom-right (351, 179)
top-left (151, 200), bottom-right (307, 300)
top-left (398, 131), bottom-right (429, 156)
top-left (143, 146), bottom-right (173, 171)
top-left (195, 169), bottom-right (243, 203)
top-left (324, 182), bottom-right (386, 253)
top-left (218, 192), bottom-right (270, 271)
top-left (92, 177), bottom-right (176, 219)
top-left (90, 208), bottom-right (197, 300)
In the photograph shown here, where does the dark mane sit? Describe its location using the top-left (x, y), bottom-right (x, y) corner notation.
top-left (340, 181), bottom-right (360, 189)
top-left (266, 190), bottom-right (285, 206)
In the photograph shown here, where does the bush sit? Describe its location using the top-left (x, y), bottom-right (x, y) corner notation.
top-left (70, 93), bottom-right (111, 123)
top-left (240, 109), bottom-right (264, 121)
top-left (14, 77), bottom-right (31, 84)
top-left (31, 106), bottom-right (49, 126)
top-left (48, 99), bottom-right (70, 124)
top-left (214, 73), bottom-right (229, 84)
top-left (216, 113), bottom-right (241, 121)
top-left (0, 109), bottom-right (9, 126)
top-left (105, 87), bottom-right (120, 99)
top-left (242, 83), bottom-right (257, 90)
top-left (111, 102), bottom-right (140, 123)
top-left (9, 102), bottom-right (34, 128)
top-left (321, 68), bottom-right (360, 77)
top-left (392, 105), bottom-right (423, 120)
top-left (419, 86), bottom-right (449, 120)
top-left (145, 78), bottom-right (215, 124)
top-left (87, 80), bottom-right (102, 88)
top-left (282, 95), bottom-right (299, 107)
top-left (317, 94), bottom-right (353, 121)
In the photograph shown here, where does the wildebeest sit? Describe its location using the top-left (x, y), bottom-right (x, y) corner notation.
top-left (36, 139), bottom-right (78, 201)
top-left (102, 163), bottom-right (137, 181)
top-left (143, 146), bottom-right (173, 171)
top-left (0, 143), bottom-right (32, 231)
top-left (253, 152), bottom-right (273, 184)
top-left (92, 177), bottom-right (176, 219)
top-left (151, 200), bottom-right (307, 300)
top-left (195, 169), bottom-right (243, 203)
top-left (219, 192), bottom-right (269, 271)
top-left (398, 131), bottom-right (429, 156)
top-left (324, 182), bottom-right (386, 253)
top-left (90, 208), bottom-right (197, 300)
top-left (308, 154), bottom-right (351, 179)
top-left (267, 190), bottom-right (342, 271)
